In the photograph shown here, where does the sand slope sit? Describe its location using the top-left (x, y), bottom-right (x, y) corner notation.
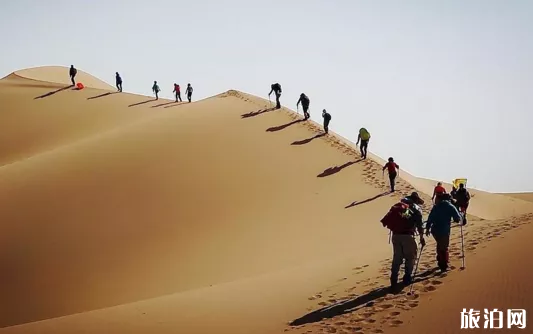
top-left (1, 67), bottom-right (532, 334)
top-left (4, 66), bottom-right (114, 90)
top-left (500, 192), bottom-right (533, 203)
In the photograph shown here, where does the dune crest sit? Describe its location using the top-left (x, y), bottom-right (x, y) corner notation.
top-left (2, 66), bottom-right (114, 90)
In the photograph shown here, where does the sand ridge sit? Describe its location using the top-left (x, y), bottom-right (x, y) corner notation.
top-left (1, 67), bottom-right (532, 334)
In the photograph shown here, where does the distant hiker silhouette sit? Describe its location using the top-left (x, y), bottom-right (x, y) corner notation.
top-left (116, 72), bottom-right (123, 92)
top-left (173, 83), bottom-right (182, 102)
top-left (356, 128), bottom-right (371, 159)
top-left (322, 109), bottom-right (331, 134)
top-left (383, 157), bottom-right (400, 192)
top-left (69, 65), bottom-right (77, 85)
top-left (152, 81), bottom-right (160, 100)
top-left (269, 83), bottom-right (282, 109)
top-left (432, 182), bottom-right (446, 204)
top-left (186, 83), bottom-right (193, 102)
top-left (296, 93), bottom-right (310, 119)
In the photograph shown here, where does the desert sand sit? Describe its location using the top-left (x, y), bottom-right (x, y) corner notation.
top-left (0, 67), bottom-right (531, 334)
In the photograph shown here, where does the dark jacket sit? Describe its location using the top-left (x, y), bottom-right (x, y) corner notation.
top-left (70, 67), bottom-right (77, 76)
top-left (401, 197), bottom-right (424, 235)
top-left (426, 200), bottom-right (461, 236)
top-left (323, 113), bottom-right (331, 122)
top-left (455, 188), bottom-right (470, 205)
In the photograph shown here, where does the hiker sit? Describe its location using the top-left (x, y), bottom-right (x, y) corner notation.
top-left (186, 83), bottom-right (193, 102)
top-left (268, 83), bottom-right (282, 109)
top-left (69, 65), bottom-right (77, 85)
top-left (322, 109), bottom-right (331, 134)
top-left (383, 157), bottom-right (400, 192)
top-left (116, 72), bottom-right (122, 92)
top-left (152, 81), bottom-right (160, 100)
top-left (296, 93), bottom-right (310, 120)
top-left (432, 182), bottom-right (446, 204)
top-left (426, 193), bottom-right (463, 272)
top-left (355, 128), bottom-right (371, 159)
top-left (173, 83), bottom-right (182, 102)
top-left (381, 192), bottom-right (426, 290)
top-left (455, 183), bottom-right (471, 223)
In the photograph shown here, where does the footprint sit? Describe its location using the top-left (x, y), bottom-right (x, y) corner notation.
top-left (431, 280), bottom-right (443, 285)
top-left (423, 285), bottom-right (437, 292)
top-left (391, 320), bottom-right (404, 326)
top-left (390, 311), bottom-right (401, 316)
top-left (408, 302), bottom-right (419, 308)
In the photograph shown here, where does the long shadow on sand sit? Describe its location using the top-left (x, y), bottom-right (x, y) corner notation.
top-left (241, 108), bottom-right (276, 118)
top-left (87, 92), bottom-right (117, 100)
top-left (34, 85), bottom-right (74, 99)
top-left (152, 101), bottom-right (177, 108)
top-left (164, 102), bottom-right (188, 108)
top-left (318, 159), bottom-right (362, 178)
top-left (267, 119), bottom-right (304, 132)
top-left (290, 268), bottom-right (439, 326)
top-left (345, 192), bottom-right (389, 209)
top-left (291, 133), bottom-right (325, 146)
top-left (129, 99), bottom-right (157, 107)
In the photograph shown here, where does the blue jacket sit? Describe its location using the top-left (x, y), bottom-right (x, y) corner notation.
top-left (426, 200), bottom-right (462, 236)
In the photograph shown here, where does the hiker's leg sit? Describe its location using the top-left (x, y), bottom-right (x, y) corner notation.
top-left (276, 93), bottom-right (281, 109)
top-left (179, 93), bottom-right (182, 102)
top-left (390, 235), bottom-right (403, 286)
top-left (71, 76), bottom-right (75, 85)
top-left (434, 234), bottom-right (449, 270)
top-left (389, 172), bottom-right (396, 192)
top-left (403, 235), bottom-right (418, 283)
top-left (188, 93), bottom-right (192, 103)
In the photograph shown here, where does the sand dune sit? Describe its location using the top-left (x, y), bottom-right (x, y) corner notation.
top-left (1, 67), bottom-right (532, 334)
top-left (500, 192), bottom-right (533, 203)
top-left (4, 66), bottom-right (114, 90)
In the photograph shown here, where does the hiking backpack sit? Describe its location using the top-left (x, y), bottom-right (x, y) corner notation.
top-left (380, 202), bottom-right (415, 234)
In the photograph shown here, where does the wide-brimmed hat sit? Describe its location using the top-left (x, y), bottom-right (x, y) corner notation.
top-left (409, 192), bottom-right (424, 205)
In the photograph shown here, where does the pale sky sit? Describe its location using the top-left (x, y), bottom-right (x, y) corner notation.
top-left (1, 0), bottom-right (532, 192)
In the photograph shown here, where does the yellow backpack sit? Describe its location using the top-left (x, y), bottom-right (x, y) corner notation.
top-left (360, 128), bottom-right (371, 140)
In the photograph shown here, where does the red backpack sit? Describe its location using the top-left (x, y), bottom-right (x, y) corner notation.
top-left (380, 202), bottom-right (415, 234)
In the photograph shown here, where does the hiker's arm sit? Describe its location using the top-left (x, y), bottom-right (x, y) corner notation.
top-left (425, 210), bottom-right (435, 235)
top-left (451, 205), bottom-right (462, 224)
top-left (296, 98), bottom-right (301, 106)
top-left (268, 89), bottom-right (273, 96)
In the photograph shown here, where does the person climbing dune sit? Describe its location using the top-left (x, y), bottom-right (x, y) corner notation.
top-left (383, 157), bottom-right (399, 192)
top-left (152, 81), bottom-right (160, 100)
top-left (69, 65), bottom-right (77, 86)
top-left (186, 83), bottom-right (193, 103)
top-left (381, 192), bottom-right (425, 291)
top-left (322, 109), bottom-right (331, 134)
top-left (426, 193), bottom-right (463, 272)
top-left (432, 182), bottom-right (446, 204)
top-left (455, 183), bottom-right (471, 224)
top-left (268, 83), bottom-right (282, 109)
top-left (296, 93), bottom-right (310, 120)
top-left (173, 83), bottom-right (182, 102)
top-left (116, 72), bottom-right (123, 92)
top-left (356, 128), bottom-right (371, 159)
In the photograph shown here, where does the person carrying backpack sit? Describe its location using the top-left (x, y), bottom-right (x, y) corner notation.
top-left (432, 182), bottom-right (446, 204)
top-left (322, 109), bottom-right (331, 134)
top-left (356, 128), bottom-right (371, 159)
top-left (425, 193), bottom-right (463, 272)
top-left (455, 183), bottom-right (471, 214)
top-left (381, 192), bottom-right (425, 290)
top-left (268, 83), bottom-right (282, 109)
top-left (296, 93), bottom-right (310, 119)
top-left (383, 157), bottom-right (400, 192)
top-left (152, 81), bottom-right (160, 100)
top-left (173, 83), bottom-right (182, 102)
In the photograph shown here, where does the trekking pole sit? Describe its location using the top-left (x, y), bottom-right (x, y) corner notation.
top-left (388, 230), bottom-right (391, 244)
top-left (407, 243), bottom-right (424, 296)
top-left (269, 95), bottom-right (272, 108)
top-left (460, 218), bottom-right (466, 270)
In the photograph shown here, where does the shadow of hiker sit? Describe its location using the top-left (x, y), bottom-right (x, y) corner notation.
top-left (164, 102), bottom-right (187, 108)
top-left (289, 268), bottom-right (440, 326)
top-left (87, 92), bottom-right (116, 100)
top-left (345, 192), bottom-right (389, 209)
top-left (152, 101), bottom-right (177, 108)
top-left (241, 108), bottom-right (276, 118)
top-left (128, 99), bottom-right (157, 107)
top-left (34, 85), bottom-right (74, 99)
top-left (291, 133), bottom-right (325, 146)
top-left (318, 159), bottom-right (362, 177)
top-left (266, 119), bottom-right (304, 132)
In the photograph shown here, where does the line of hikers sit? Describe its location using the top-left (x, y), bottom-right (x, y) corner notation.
top-left (68, 65), bottom-right (194, 103)
top-left (269, 83), bottom-right (372, 156)
top-left (380, 181), bottom-right (471, 292)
